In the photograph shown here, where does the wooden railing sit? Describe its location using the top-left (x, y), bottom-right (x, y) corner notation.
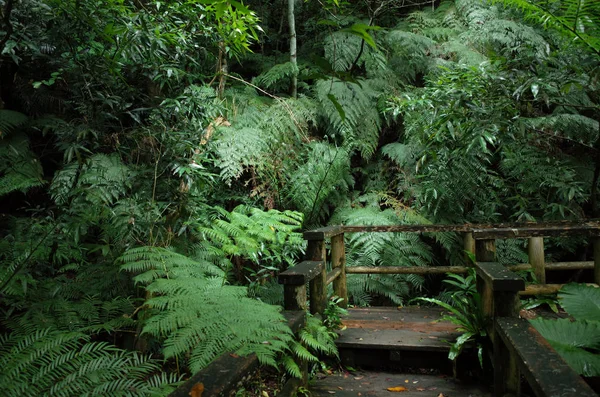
top-left (286, 221), bottom-right (600, 396)
top-left (297, 221), bottom-right (600, 310)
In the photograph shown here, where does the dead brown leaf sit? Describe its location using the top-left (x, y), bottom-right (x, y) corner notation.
top-left (189, 383), bottom-right (204, 397)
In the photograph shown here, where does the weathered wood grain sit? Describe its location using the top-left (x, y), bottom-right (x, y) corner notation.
top-left (528, 237), bottom-right (545, 284)
top-left (472, 222), bottom-right (600, 239)
top-left (307, 240), bottom-right (327, 315)
top-left (475, 262), bottom-right (525, 292)
top-left (340, 224), bottom-right (471, 233)
top-left (495, 317), bottom-right (597, 397)
top-left (330, 233), bottom-right (348, 307)
top-left (519, 283), bottom-right (599, 296)
top-left (303, 225), bottom-right (344, 240)
top-left (278, 261), bottom-right (324, 285)
top-left (476, 239), bottom-right (496, 262)
top-left (325, 267), bottom-right (342, 285)
top-left (508, 261), bottom-right (593, 272)
top-left (346, 266), bottom-right (469, 274)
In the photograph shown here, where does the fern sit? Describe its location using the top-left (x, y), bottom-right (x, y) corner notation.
top-left (285, 142), bottom-right (353, 225)
top-left (0, 328), bottom-right (180, 397)
top-left (491, 0), bottom-right (600, 55)
top-left (0, 109), bottom-right (28, 136)
top-left (254, 62), bottom-right (298, 91)
top-left (0, 131), bottom-right (44, 196)
top-left (330, 206), bottom-right (432, 305)
top-left (119, 246), bottom-right (295, 373)
top-left (281, 315), bottom-right (338, 378)
top-left (315, 78), bottom-right (382, 159)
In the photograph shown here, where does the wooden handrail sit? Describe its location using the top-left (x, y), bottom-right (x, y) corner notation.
top-left (278, 261), bottom-right (325, 285)
top-left (495, 317), bottom-right (597, 397)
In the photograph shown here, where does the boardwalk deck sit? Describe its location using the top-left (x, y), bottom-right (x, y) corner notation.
top-left (309, 370), bottom-right (491, 397)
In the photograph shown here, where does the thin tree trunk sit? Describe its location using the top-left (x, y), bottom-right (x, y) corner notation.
top-left (288, 0), bottom-right (297, 98)
top-left (217, 41), bottom-right (227, 99)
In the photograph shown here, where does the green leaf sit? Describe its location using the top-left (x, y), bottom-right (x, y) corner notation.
top-left (531, 318), bottom-right (600, 350)
top-left (327, 94), bottom-right (346, 122)
top-left (342, 24), bottom-right (380, 49)
top-left (531, 318), bottom-right (600, 376)
top-left (559, 284), bottom-right (600, 322)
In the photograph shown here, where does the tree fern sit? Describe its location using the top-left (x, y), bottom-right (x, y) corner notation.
top-left (0, 131), bottom-right (44, 196)
top-left (315, 78), bottom-right (382, 159)
top-left (491, 0), bottom-right (600, 55)
top-left (119, 246), bottom-right (295, 373)
top-left (285, 142), bottom-right (353, 225)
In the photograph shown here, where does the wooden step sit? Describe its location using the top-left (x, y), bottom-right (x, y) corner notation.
top-left (309, 370), bottom-right (491, 397)
top-left (336, 306), bottom-right (462, 370)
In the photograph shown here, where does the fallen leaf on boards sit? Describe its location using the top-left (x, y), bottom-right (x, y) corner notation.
top-left (386, 386), bottom-right (408, 392)
top-left (189, 383), bottom-right (204, 397)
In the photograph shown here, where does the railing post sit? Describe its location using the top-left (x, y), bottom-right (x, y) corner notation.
top-left (493, 289), bottom-right (522, 396)
top-left (594, 237), bottom-right (600, 285)
top-left (330, 233), bottom-right (348, 308)
top-left (463, 232), bottom-right (476, 265)
top-left (475, 239), bottom-right (496, 262)
top-left (474, 262), bottom-right (524, 397)
top-left (528, 237), bottom-right (545, 284)
top-left (307, 239), bottom-right (327, 315)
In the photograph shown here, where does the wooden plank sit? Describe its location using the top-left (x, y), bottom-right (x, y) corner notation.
top-left (336, 307), bottom-right (462, 352)
top-left (304, 221), bottom-right (600, 239)
top-left (508, 261), bottom-right (593, 272)
top-left (346, 266), bottom-right (469, 274)
top-left (309, 370), bottom-right (491, 397)
top-left (475, 262), bottom-right (525, 292)
top-left (528, 237), bottom-right (545, 284)
top-left (325, 267), bottom-right (342, 285)
top-left (472, 222), bottom-right (600, 239)
top-left (463, 232), bottom-right (476, 264)
top-left (278, 261), bottom-right (324, 285)
top-left (341, 224), bottom-right (471, 233)
top-left (169, 311), bottom-right (305, 397)
top-left (303, 225), bottom-right (344, 240)
top-left (495, 317), bottom-right (597, 397)
top-left (344, 262), bottom-right (592, 276)
top-left (519, 283), bottom-right (599, 296)
top-left (284, 284), bottom-right (306, 310)
top-left (595, 237), bottom-right (600, 285)
top-left (476, 239), bottom-right (496, 262)
top-left (307, 240), bottom-right (327, 315)
top-left (330, 233), bottom-right (348, 308)
top-left (336, 327), bottom-right (460, 352)
top-left (343, 306), bottom-right (456, 326)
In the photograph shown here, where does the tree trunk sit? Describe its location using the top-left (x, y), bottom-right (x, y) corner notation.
top-left (217, 41), bottom-right (227, 99)
top-left (288, 0), bottom-right (297, 98)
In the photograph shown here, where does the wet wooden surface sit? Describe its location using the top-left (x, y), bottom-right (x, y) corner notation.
top-left (309, 370), bottom-right (491, 397)
top-left (336, 307), bottom-right (461, 352)
top-left (495, 317), bottom-right (597, 397)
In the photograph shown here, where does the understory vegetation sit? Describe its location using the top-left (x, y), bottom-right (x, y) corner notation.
top-left (1, 0), bottom-right (599, 394)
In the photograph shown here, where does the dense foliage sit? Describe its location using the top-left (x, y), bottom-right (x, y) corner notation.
top-left (1, 0), bottom-right (598, 393)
